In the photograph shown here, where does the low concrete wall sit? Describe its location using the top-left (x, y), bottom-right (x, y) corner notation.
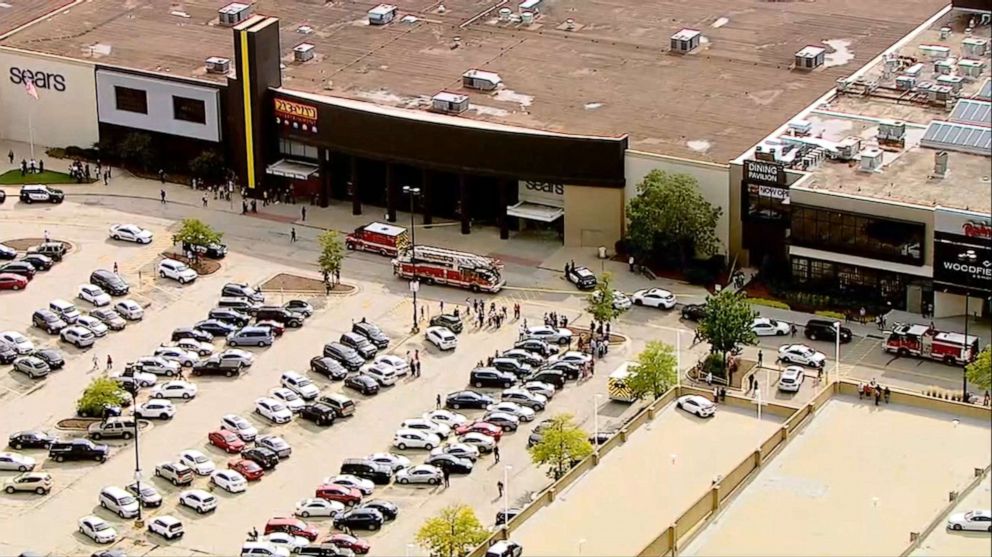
top-left (679, 385), bottom-right (796, 418)
top-left (899, 465), bottom-right (992, 557)
top-left (837, 380), bottom-right (992, 420)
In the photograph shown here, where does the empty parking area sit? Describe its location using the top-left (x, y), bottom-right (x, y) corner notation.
top-left (511, 404), bottom-right (783, 557)
top-left (911, 474), bottom-right (992, 557)
top-left (683, 397), bottom-right (992, 556)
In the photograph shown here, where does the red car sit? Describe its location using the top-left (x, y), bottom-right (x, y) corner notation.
top-left (228, 458), bottom-right (264, 481)
top-left (325, 533), bottom-right (371, 555)
top-left (315, 484), bottom-right (363, 507)
top-left (455, 421), bottom-right (503, 441)
top-left (264, 517), bottom-right (319, 542)
top-left (209, 430), bottom-right (246, 453)
top-left (256, 320), bottom-right (285, 336)
top-left (0, 273), bottom-right (28, 291)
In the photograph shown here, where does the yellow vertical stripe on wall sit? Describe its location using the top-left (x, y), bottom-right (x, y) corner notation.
top-left (240, 31), bottom-right (256, 189)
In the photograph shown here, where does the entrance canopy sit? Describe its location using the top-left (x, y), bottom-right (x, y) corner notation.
top-left (266, 159), bottom-right (319, 180)
top-left (507, 201), bottom-right (564, 223)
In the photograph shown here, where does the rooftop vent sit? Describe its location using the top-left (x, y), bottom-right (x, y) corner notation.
top-left (218, 2), bottom-right (252, 27)
top-left (858, 148), bottom-right (883, 172)
top-left (788, 120), bottom-right (812, 136)
top-left (368, 4), bottom-right (398, 25)
top-left (795, 46), bottom-right (825, 70)
top-left (205, 57), bottom-right (231, 74)
top-left (670, 29), bottom-right (701, 54)
top-left (521, 11), bottom-right (535, 25)
top-left (933, 151), bottom-right (949, 179)
top-left (462, 69), bottom-right (502, 91)
top-left (498, 7), bottom-right (512, 22)
top-left (293, 43), bottom-right (315, 63)
top-left (431, 91), bottom-right (469, 114)
top-left (877, 120), bottom-right (906, 146)
top-left (962, 38), bottom-right (988, 58)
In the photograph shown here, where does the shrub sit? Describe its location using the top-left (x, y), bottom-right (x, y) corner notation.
top-left (815, 310), bottom-right (846, 320)
top-left (77, 377), bottom-right (128, 417)
top-left (702, 353), bottom-right (725, 379)
top-left (748, 297), bottom-right (791, 310)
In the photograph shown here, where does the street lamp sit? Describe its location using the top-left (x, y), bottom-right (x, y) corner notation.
top-left (126, 383), bottom-right (144, 526)
top-left (503, 465), bottom-right (512, 532)
top-left (403, 186), bottom-right (421, 334)
top-left (832, 321), bottom-right (841, 384)
top-left (958, 250), bottom-right (977, 400)
top-left (593, 394), bottom-right (604, 454)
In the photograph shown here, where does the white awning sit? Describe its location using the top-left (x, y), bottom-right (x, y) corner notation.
top-left (266, 159), bottom-right (319, 180)
top-left (507, 201), bottom-right (564, 222)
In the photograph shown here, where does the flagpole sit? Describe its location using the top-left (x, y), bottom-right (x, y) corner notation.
top-left (28, 102), bottom-right (35, 160)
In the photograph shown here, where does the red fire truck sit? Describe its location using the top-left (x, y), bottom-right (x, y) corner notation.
top-left (345, 222), bottom-right (409, 256)
top-left (392, 245), bottom-right (505, 293)
top-left (883, 323), bottom-right (980, 366)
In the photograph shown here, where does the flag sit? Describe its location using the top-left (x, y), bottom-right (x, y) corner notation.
top-left (24, 78), bottom-right (39, 100)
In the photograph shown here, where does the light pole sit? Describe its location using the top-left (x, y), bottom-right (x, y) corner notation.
top-left (593, 394), bottom-right (603, 453)
top-left (403, 186), bottom-right (421, 333)
top-left (958, 250), bottom-right (976, 400)
top-left (127, 383), bottom-right (143, 526)
top-left (578, 538), bottom-right (587, 556)
top-left (675, 329), bottom-right (682, 389)
top-left (832, 321), bottom-right (841, 384)
top-left (503, 465), bottom-right (512, 532)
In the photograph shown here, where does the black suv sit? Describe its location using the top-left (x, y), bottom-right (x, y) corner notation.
top-left (171, 327), bottom-right (213, 343)
top-left (208, 307), bottom-right (251, 327)
top-left (8, 430), bottom-right (55, 450)
top-left (804, 319), bottom-right (853, 343)
top-left (221, 282), bottom-right (265, 303)
top-left (352, 320), bottom-right (390, 349)
top-left (344, 374), bottom-right (380, 396)
top-left (300, 403), bottom-right (336, 426)
top-left (527, 369), bottom-right (566, 389)
top-left (242, 447), bottom-right (279, 470)
top-left (310, 356), bottom-right (348, 380)
top-left (49, 439), bottom-right (109, 463)
top-left (0, 343), bottom-right (16, 364)
top-left (27, 242), bottom-right (66, 261)
top-left (90, 269), bottom-right (129, 296)
top-left (429, 313), bottom-right (464, 334)
top-left (340, 458), bottom-right (392, 485)
top-left (323, 342), bottom-right (364, 371)
top-left (340, 332), bottom-right (376, 360)
top-left (33, 309), bottom-right (67, 334)
top-left (191, 357), bottom-right (242, 377)
top-left (0, 261), bottom-right (35, 279)
top-left (470, 368), bottom-right (517, 389)
top-left (31, 348), bottom-right (65, 370)
top-left (445, 390), bottom-right (494, 410)
top-left (680, 304), bottom-right (707, 322)
top-left (256, 306), bottom-right (304, 328)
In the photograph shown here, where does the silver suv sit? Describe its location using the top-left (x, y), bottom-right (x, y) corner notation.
top-left (227, 326), bottom-right (274, 347)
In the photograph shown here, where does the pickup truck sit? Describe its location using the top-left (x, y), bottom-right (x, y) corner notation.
top-left (191, 356), bottom-right (243, 377)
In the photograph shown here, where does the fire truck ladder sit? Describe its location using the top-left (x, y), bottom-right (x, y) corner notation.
top-left (412, 245), bottom-right (495, 269)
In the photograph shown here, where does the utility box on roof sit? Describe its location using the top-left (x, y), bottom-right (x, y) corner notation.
top-left (293, 43), bottom-right (315, 63)
top-left (795, 46), bottom-right (826, 70)
top-left (670, 29), bottom-right (701, 53)
top-left (205, 57), bottom-right (230, 74)
top-left (368, 4), bottom-right (398, 25)
top-left (462, 69), bottom-right (502, 91)
top-left (431, 92), bottom-right (469, 114)
top-left (218, 3), bottom-right (252, 26)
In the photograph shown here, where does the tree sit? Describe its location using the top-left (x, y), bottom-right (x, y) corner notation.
top-left (528, 413), bottom-right (594, 480)
top-left (966, 346), bottom-right (991, 392)
top-left (317, 230), bottom-right (344, 285)
top-left (697, 290), bottom-right (757, 379)
top-left (117, 132), bottom-right (156, 171)
top-left (627, 341), bottom-right (678, 399)
top-left (174, 218), bottom-right (223, 255)
top-left (415, 504), bottom-right (489, 557)
top-left (188, 150), bottom-right (227, 184)
top-left (77, 377), bottom-right (128, 418)
top-left (625, 170), bottom-right (722, 266)
top-left (586, 272), bottom-right (625, 323)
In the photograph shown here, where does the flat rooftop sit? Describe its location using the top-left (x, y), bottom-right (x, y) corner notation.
top-left (0, 0), bottom-right (72, 37)
top-left (1, 0), bottom-right (951, 163)
top-left (682, 396), bottom-right (992, 556)
top-left (911, 474), bottom-right (992, 557)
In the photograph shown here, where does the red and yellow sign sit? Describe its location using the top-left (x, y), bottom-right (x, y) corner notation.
top-left (274, 98), bottom-right (318, 124)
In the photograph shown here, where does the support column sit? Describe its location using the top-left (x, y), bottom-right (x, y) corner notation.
top-left (318, 148), bottom-right (331, 208)
top-left (459, 174), bottom-right (470, 235)
top-left (498, 178), bottom-right (509, 240)
top-left (386, 164), bottom-right (397, 223)
top-left (350, 156), bottom-right (362, 216)
top-left (421, 168), bottom-right (433, 225)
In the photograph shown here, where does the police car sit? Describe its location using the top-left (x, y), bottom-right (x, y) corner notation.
top-left (19, 185), bottom-right (65, 204)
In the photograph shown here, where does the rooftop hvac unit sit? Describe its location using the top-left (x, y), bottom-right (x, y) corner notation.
top-left (896, 76), bottom-right (916, 90)
top-left (788, 120), bottom-right (812, 136)
top-left (205, 57), bottom-right (231, 74)
top-left (462, 69), bottom-right (502, 91)
top-left (937, 75), bottom-right (964, 92)
top-left (903, 63), bottom-right (924, 78)
top-left (521, 11), bottom-right (534, 25)
top-left (754, 145), bottom-right (777, 161)
top-left (939, 26), bottom-right (952, 40)
top-left (368, 4), bottom-right (398, 25)
top-left (498, 7), bottom-right (512, 22)
top-left (431, 92), bottom-right (469, 114)
top-left (835, 78), bottom-right (850, 93)
top-left (919, 44), bottom-right (950, 59)
top-left (218, 2), bottom-right (252, 27)
top-left (519, 0), bottom-right (541, 12)
top-left (934, 58), bottom-right (957, 75)
top-left (929, 85), bottom-right (954, 102)
top-left (878, 120), bottom-right (906, 143)
top-left (933, 150), bottom-right (949, 178)
top-left (858, 148), bottom-right (883, 172)
top-left (958, 59), bottom-right (985, 78)
top-left (795, 46), bottom-right (825, 70)
top-left (835, 137), bottom-right (862, 161)
top-left (670, 29), bottom-right (701, 53)
top-left (962, 38), bottom-right (988, 58)
top-left (293, 43), bottom-right (315, 63)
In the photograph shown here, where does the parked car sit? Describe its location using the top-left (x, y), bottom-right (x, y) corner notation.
top-left (457, 431), bottom-right (497, 453)
top-left (179, 449), bottom-right (216, 475)
top-left (676, 395), bottom-right (716, 418)
top-left (109, 224), bottom-right (153, 243)
top-left (229, 458), bottom-right (265, 480)
top-left (777, 344), bottom-right (826, 368)
top-left (60, 326), bottom-right (96, 348)
top-left (209, 307), bottom-right (251, 327)
top-left (98, 485), bottom-right (140, 518)
top-left (751, 317), bottom-right (791, 336)
top-left (31, 309), bottom-right (66, 334)
top-left (326, 533), bottom-right (370, 555)
top-left (565, 266), bottom-right (597, 289)
top-left (334, 508), bottom-right (384, 531)
top-left (392, 429), bottom-right (440, 450)
top-left (352, 320), bottom-right (389, 347)
top-left (429, 442), bottom-right (480, 462)
top-left (428, 313), bottom-right (464, 334)
top-left (222, 282), bottom-right (265, 303)
top-left (946, 509), bottom-right (992, 532)
top-left (221, 414), bottom-right (258, 441)
top-left (189, 241), bottom-right (228, 259)
top-left (340, 458), bottom-right (393, 485)
top-left (49, 439), bottom-right (109, 463)
top-left (424, 453), bottom-right (473, 474)
top-left (87, 417), bottom-right (137, 440)
top-left (632, 288), bottom-right (677, 309)
top-left (318, 393), bottom-right (357, 417)
top-left (0, 273), bottom-right (28, 291)
top-left (125, 481), bottom-right (162, 507)
top-left (778, 366), bottom-right (805, 393)
top-left (90, 269), bottom-right (130, 296)
top-left (482, 412), bottom-right (520, 432)
top-left (243, 447), bottom-right (279, 470)
top-left (78, 515), bottom-right (117, 544)
top-left (154, 462), bottom-right (195, 486)
top-left (470, 368), bottom-right (517, 389)
top-left (300, 403), bottom-right (337, 426)
top-left (75, 314), bottom-right (109, 337)
top-left (281, 371), bottom-right (320, 399)
top-left (26, 241), bottom-right (66, 261)
top-left (344, 374), bottom-right (380, 395)
top-left (256, 398), bottom-right (293, 424)
top-left (310, 356), bottom-right (348, 380)
top-left (5, 472), bottom-right (52, 495)
top-left (195, 319), bottom-right (237, 337)
top-left (365, 453), bottom-right (410, 473)
top-left (0, 261), bottom-right (37, 280)
top-left (284, 299), bottom-right (314, 317)
top-left (804, 319), bottom-right (853, 343)
top-left (0, 243), bottom-right (16, 259)
top-left (527, 369), bottom-right (566, 389)
top-left (147, 515), bottom-right (184, 540)
top-left (209, 429), bottom-right (246, 453)
top-left (0, 451), bottom-right (36, 472)
top-left (400, 418), bottom-right (451, 439)
top-left (217, 348), bottom-right (254, 367)
top-left (78, 284), bottom-right (112, 306)
top-left (179, 489), bottom-right (218, 513)
top-left (135, 399), bottom-right (176, 420)
top-left (257, 306), bottom-right (305, 328)
top-left (362, 362), bottom-right (398, 386)
top-left (373, 354), bottom-right (409, 376)
top-left (171, 327), bottom-right (212, 343)
top-left (591, 289), bottom-right (632, 311)
top-left (114, 299), bottom-right (144, 320)
top-left (12, 356), bottom-right (49, 379)
top-left (455, 421), bottom-right (504, 441)
top-left (158, 259), bottom-right (198, 284)
top-left (513, 338), bottom-right (559, 357)
top-left (324, 342), bottom-right (364, 371)
top-left (211, 469), bottom-right (248, 493)
top-left (1, 331), bottom-right (33, 354)
top-left (500, 389), bottom-right (547, 411)
top-left (446, 390), bottom-right (494, 410)
top-left (680, 304), bottom-right (707, 321)
top-left (90, 308), bottom-right (127, 330)
top-left (519, 325), bottom-right (572, 345)
top-left (149, 380), bottom-right (198, 399)
top-left (295, 497), bottom-right (345, 518)
top-left (361, 500), bottom-right (398, 521)
top-left (152, 346), bottom-right (197, 367)
top-left (422, 409), bottom-right (469, 428)
top-left (20, 253), bottom-right (53, 271)
top-left (500, 348), bottom-right (545, 368)
top-left (129, 356), bottom-right (180, 377)
top-left (8, 431), bottom-right (54, 450)
top-left (491, 358), bottom-right (533, 379)
top-left (425, 326), bottom-right (458, 350)
top-left (191, 356), bottom-right (243, 377)
top-left (325, 474), bottom-right (375, 496)
top-left (266, 517), bottom-right (320, 542)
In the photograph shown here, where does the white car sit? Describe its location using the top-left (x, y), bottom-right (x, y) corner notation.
top-left (179, 488), bottom-right (217, 513)
top-left (458, 431), bottom-right (497, 453)
top-left (295, 497), bottom-right (345, 518)
top-left (255, 397), bottom-right (293, 424)
top-left (147, 515), bottom-right (184, 540)
top-left (501, 388), bottom-right (548, 410)
top-left (172, 338), bottom-right (213, 357)
top-left (178, 450), bottom-right (216, 475)
top-left (257, 435), bottom-right (292, 458)
top-left (280, 371), bottom-right (320, 400)
top-left (395, 465), bottom-right (444, 485)
top-left (75, 315), bottom-right (109, 337)
top-left (368, 452), bottom-right (411, 472)
top-left (777, 344), bottom-right (826, 368)
top-left (153, 346), bottom-right (199, 367)
top-left (373, 354), bottom-right (410, 376)
top-left (632, 288), bottom-right (677, 309)
top-left (241, 542), bottom-right (290, 557)
top-left (400, 418), bottom-right (451, 438)
top-left (109, 224), bottom-right (153, 244)
top-left (270, 387), bottom-right (305, 412)
top-left (49, 299), bottom-right (81, 323)
top-left (393, 429), bottom-right (441, 450)
top-left (363, 362), bottom-right (398, 386)
top-left (221, 414), bottom-right (258, 441)
top-left (114, 299), bottom-right (144, 320)
top-left (0, 452), bottom-right (36, 472)
top-left (778, 366), bottom-right (805, 393)
top-left (150, 380), bottom-right (198, 399)
top-left (79, 515), bottom-right (117, 544)
top-left (113, 369), bottom-right (156, 388)
top-left (324, 474), bottom-right (375, 495)
top-left (134, 399), bottom-right (176, 419)
top-left (60, 326), bottom-right (96, 348)
top-left (430, 442), bottom-right (481, 462)
top-left (486, 401), bottom-right (536, 422)
top-left (77, 284), bottom-right (112, 307)
top-left (520, 325), bottom-right (572, 345)
top-left (211, 469), bottom-right (247, 493)
top-left (947, 509), bottom-right (991, 532)
top-left (751, 318), bottom-right (791, 336)
top-left (552, 350), bottom-right (592, 366)
top-left (676, 395), bottom-right (716, 418)
top-left (426, 326), bottom-right (457, 351)
top-left (609, 290), bottom-right (632, 310)
top-left (218, 348), bottom-right (254, 366)
top-left (522, 381), bottom-right (557, 399)
top-left (158, 258), bottom-right (198, 284)
top-left (423, 409), bottom-right (469, 427)
top-left (263, 532), bottom-right (310, 553)
top-left (0, 331), bottom-right (33, 354)
top-left (131, 356), bottom-right (180, 376)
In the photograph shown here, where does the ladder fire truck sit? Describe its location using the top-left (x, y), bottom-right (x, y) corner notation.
top-left (883, 323), bottom-right (980, 366)
top-left (392, 245), bottom-right (505, 293)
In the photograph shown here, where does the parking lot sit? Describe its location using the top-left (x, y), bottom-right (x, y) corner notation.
top-left (681, 396), bottom-right (992, 556)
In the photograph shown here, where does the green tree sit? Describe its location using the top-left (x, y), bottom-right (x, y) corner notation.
top-left (117, 132), bottom-right (156, 171)
top-left (627, 341), bottom-right (678, 399)
top-left (966, 346), bottom-right (991, 392)
top-left (625, 170), bottom-right (722, 266)
top-left (188, 150), bottom-right (226, 183)
top-left (77, 377), bottom-right (128, 418)
top-left (586, 272), bottom-right (625, 323)
top-left (174, 218), bottom-right (223, 254)
top-left (697, 290), bottom-right (757, 379)
top-left (415, 504), bottom-right (490, 557)
top-left (317, 230), bottom-right (344, 285)
top-left (528, 413), bottom-right (594, 480)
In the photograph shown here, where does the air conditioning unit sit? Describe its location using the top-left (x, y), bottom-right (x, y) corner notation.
top-left (218, 2), bottom-right (252, 27)
top-left (368, 4), bottom-right (398, 25)
top-left (858, 148), bottom-right (883, 172)
top-left (835, 137), bottom-right (862, 161)
top-left (937, 75), bottom-right (964, 93)
top-left (895, 75), bottom-right (916, 90)
top-left (958, 59), bottom-right (984, 78)
top-left (962, 38), bottom-right (988, 58)
top-left (670, 29), bottom-right (701, 54)
top-left (431, 91), bottom-right (469, 114)
top-left (934, 58), bottom-right (956, 75)
top-left (462, 69), bottom-right (502, 91)
top-left (878, 120), bottom-right (906, 143)
top-left (205, 57), bottom-right (231, 74)
top-left (795, 46), bottom-right (826, 70)
top-left (293, 43), bottom-right (315, 63)
top-left (788, 120), bottom-right (812, 136)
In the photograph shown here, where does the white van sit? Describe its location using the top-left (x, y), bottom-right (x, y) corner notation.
top-left (49, 299), bottom-right (81, 323)
top-left (99, 485), bottom-right (141, 519)
top-left (158, 259), bottom-right (198, 284)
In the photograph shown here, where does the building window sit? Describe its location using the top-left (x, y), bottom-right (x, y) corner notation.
top-left (790, 205), bottom-right (924, 265)
top-left (114, 86), bottom-right (148, 114)
top-left (278, 138), bottom-right (318, 161)
top-left (173, 96), bottom-right (206, 124)
top-left (744, 183), bottom-right (790, 222)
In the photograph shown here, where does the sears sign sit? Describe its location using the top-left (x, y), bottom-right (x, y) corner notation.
top-left (9, 67), bottom-right (66, 92)
top-left (518, 180), bottom-right (565, 208)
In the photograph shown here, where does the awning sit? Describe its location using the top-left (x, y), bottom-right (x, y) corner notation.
top-left (266, 159), bottom-right (319, 180)
top-left (507, 201), bottom-right (564, 222)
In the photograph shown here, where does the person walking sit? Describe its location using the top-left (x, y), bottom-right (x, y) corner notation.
top-left (113, 262), bottom-right (119, 274)
top-left (883, 386), bottom-right (891, 404)
top-left (497, 480), bottom-right (504, 497)
top-left (436, 394), bottom-right (441, 409)
top-left (105, 355), bottom-right (113, 372)
top-left (158, 169), bottom-right (165, 184)
top-left (290, 227), bottom-right (297, 242)
top-left (43, 230), bottom-right (50, 243)
top-left (757, 350), bottom-right (763, 368)
top-left (301, 206), bottom-right (307, 222)
top-left (873, 386), bottom-right (881, 406)
top-left (628, 255), bottom-right (635, 272)
top-left (706, 371), bottom-right (713, 386)
top-left (103, 170), bottom-right (109, 185)
top-left (859, 306), bottom-right (867, 324)
top-left (160, 189), bottom-right (167, 204)
top-left (91, 354), bottom-right (99, 371)
top-left (791, 324), bottom-right (797, 338)
top-left (7, 149), bottom-right (12, 164)
top-left (712, 386), bottom-right (719, 403)
top-left (201, 195), bottom-right (208, 207)
top-left (442, 468), bottom-right (450, 488)
top-left (493, 445), bottom-right (500, 463)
